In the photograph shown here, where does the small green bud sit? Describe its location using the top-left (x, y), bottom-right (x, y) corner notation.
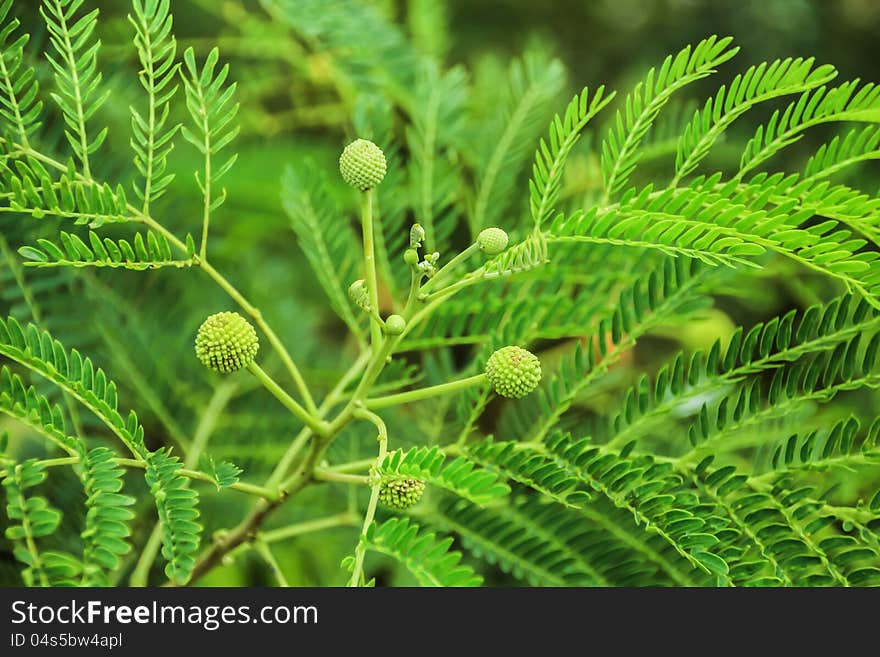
top-left (378, 476), bottom-right (425, 510)
top-left (339, 138), bottom-right (387, 190)
top-left (485, 345), bottom-right (542, 398)
top-left (409, 223), bottom-right (426, 249)
top-left (348, 279), bottom-right (370, 311)
top-left (195, 311), bottom-right (259, 374)
top-left (385, 314), bottom-right (406, 335)
top-left (403, 249), bottom-right (419, 266)
top-left (477, 227), bottom-right (509, 255)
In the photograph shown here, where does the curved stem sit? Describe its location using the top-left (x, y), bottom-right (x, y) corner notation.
top-left (313, 469), bottom-right (370, 485)
top-left (247, 362), bottom-right (327, 436)
top-left (420, 242), bottom-right (479, 295)
top-left (259, 512), bottom-right (359, 544)
top-left (348, 407), bottom-right (388, 587)
top-left (365, 373), bottom-right (486, 409)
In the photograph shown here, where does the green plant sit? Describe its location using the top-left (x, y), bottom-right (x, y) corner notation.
top-left (1, 1), bottom-right (879, 588)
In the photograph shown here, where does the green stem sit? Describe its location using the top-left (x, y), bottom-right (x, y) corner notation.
top-left (313, 469), bottom-right (370, 484)
top-left (259, 512), bottom-right (359, 544)
top-left (348, 407), bottom-right (388, 587)
top-left (266, 351), bottom-right (371, 490)
top-left (365, 373), bottom-right (486, 409)
top-left (202, 261), bottom-right (318, 414)
top-left (252, 540), bottom-right (289, 587)
top-left (420, 242), bottom-right (480, 295)
top-left (247, 362), bottom-right (327, 436)
top-left (361, 189), bottom-right (382, 347)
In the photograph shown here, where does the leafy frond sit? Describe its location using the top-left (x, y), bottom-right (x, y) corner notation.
top-left (463, 437), bottom-right (591, 508)
top-left (0, 0), bottom-right (43, 146)
top-left (18, 229), bottom-right (195, 270)
top-left (601, 35), bottom-right (738, 199)
top-left (406, 61), bottom-right (468, 253)
top-left (674, 57), bottom-right (837, 183)
top-left (129, 0), bottom-right (181, 211)
top-left (359, 517), bottom-right (482, 586)
top-left (0, 364), bottom-right (76, 454)
top-left (78, 446), bottom-right (135, 585)
top-left (40, 0), bottom-right (109, 176)
top-left (144, 449), bottom-right (201, 585)
top-left (181, 45), bottom-right (239, 238)
top-left (265, 0), bottom-right (418, 107)
top-left (530, 85), bottom-right (616, 228)
top-left (281, 163), bottom-right (364, 338)
top-left (802, 125), bottom-right (880, 184)
top-left (2, 459), bottom-right (78, 586)
top-left (470, 48), bottom-right (566, 233)
top-left (519, 257), bottom-right (709, 444)
top-left (428, 496), bottom-right (607, 586)
top-left (547, 432), bottom-right (734, 581)
top-left (767, 415), bottom-right (879, 477)
top-left (0, 316), bottom-right (147, 458)
top-left (738, 80), bottom-right (880, 179)
top-left (378, 446), bottom-right (510, 506)
top-left (1, 155), bottom-right (131, 227)
top-left (688, 459), bottom-right (880, 585)
top-left (550, 176), bottom-right (880, 308)
top-left (605, 292), bottom-right (880, 449)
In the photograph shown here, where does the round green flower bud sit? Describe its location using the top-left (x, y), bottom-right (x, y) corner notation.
top-left (378, 476), bottom-right (425, 510)
top-left (339, 138), bottom-right (386, 190)
top-left (477, 227), bottom-right (509, 256)
top-left (385, 314), bottom-right (406, 335)
top-left (403, 248), bottom-right (419, 266)
top-left (195, 312), bottom-right (259, 374)
top-left (485, 345), bottom-right (541, 398)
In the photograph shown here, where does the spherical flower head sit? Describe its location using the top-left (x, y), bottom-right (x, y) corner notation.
top-left (477, 227), bottom-right (509, 256)
top-left (339, 138), bottom-right (386, 190)
top-left (485, 345), bottom-right (542, 398)
top-left (385, 314), bottom-right (406, 335)
top-left (378, 476), bottom-right (425, 510)
top-left (195, 311), bottom-right (259, 374)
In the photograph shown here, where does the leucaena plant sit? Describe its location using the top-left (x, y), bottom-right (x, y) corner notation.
top-left (1, 0), bottom-right (879, 589)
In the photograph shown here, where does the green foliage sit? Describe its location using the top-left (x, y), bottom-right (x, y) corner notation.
top-left (0, 2), bottom-right (879, 589)
top-left (144, 450), bottom-right (201, 585)
top-left (357, 517), bottom-right (482, 586)
top-left (40, 0), bottom-right (109, 175)
top-left (19, 230), bottom-right (195, 270)
top-left (0, 0), bottom-right (42, 146)
top-left (78, 446), bottom-right (135, 585)
top-left (378, 446), bottom-right (510, 506)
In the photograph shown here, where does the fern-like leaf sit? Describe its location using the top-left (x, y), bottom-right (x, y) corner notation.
top-left (674, 57), bottom-right (837, 184)
top-left (0, 0), bottom-right (43, 146)
top-left (738, 80), bottom-right (880, 179)
top-left (360, 517), bottom-right (481, 586)
top-left (600, 35), bottom-right (738, 200)
top-left (470, 48), bottom-right (566, 233)
top-left (41, 0), bottom-right (109, 176)
top-left (2, 459), bottom-right (79, 586)
top-left (530, 85), bottom-right (615, 227)
top-left (79, 446), bottom-right (135, 585)
top-left (129, 0), bottom-right (181, 212)
top-left (0, 316), bottom-right (147, 458)
top-left (281, 163), bottom-right (364, 338)
top-left (19, 229), bottom-right (195, 270)
top-left (144, 450), bottom-right (201, 585)
top-left (378, 446), bottom-right (510, 505)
